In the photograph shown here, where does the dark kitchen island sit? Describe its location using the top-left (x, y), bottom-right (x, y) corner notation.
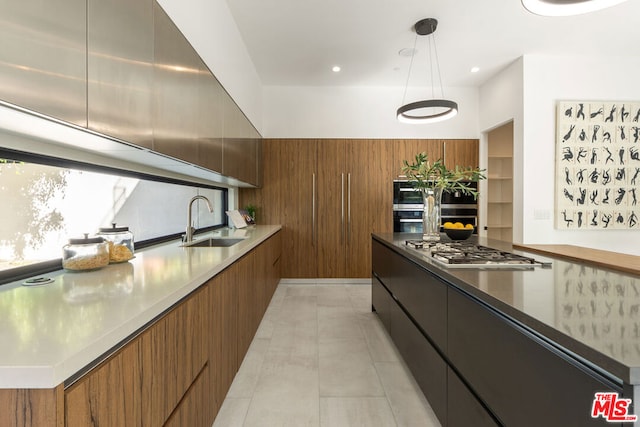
top-left (372, 232), bottom-right (640, 427)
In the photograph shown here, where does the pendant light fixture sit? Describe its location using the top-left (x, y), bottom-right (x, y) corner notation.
top-left (397, 18), bottom-right (458, 124)
top-left (522, 0), bottom-right (629, 16)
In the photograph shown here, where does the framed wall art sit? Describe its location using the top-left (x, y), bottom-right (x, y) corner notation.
top-left (556, 101), bottom-right (640, 230)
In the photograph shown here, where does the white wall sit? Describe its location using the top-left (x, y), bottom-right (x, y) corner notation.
top-left (481, 54), bottom-right (640, 256)
top-left (478, 58), bottom-right (524, 243)
top-left (157, 0), bottom-right (264, 133)
top-left (263, 85), bottom-right (479, 139)
top-left (522, 54), bottom-right (640, 255)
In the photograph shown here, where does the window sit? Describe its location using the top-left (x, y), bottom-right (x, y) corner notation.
top-left (0, 155), bottom-right (227, 278)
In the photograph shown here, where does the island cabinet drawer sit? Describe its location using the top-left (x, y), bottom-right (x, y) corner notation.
top-left (371, 276), bottom-right (393, 330)
top-left (390, 292), bottom-right (448, 426)
top-left (447, 367), bottom-right (499, 427)
top-left (372, 239), bottom-right (447, 351)
top-left (447, 287), bottom-right (623, 427)
top-left (372, 274), bottom-right (447, 426)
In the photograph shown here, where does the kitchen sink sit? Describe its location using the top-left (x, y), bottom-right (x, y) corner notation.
top-left (185, 238), bottom-right (245, 248)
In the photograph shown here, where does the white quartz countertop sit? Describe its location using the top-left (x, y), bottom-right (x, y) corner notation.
top-left (0, 225), bottom-right (281, 389)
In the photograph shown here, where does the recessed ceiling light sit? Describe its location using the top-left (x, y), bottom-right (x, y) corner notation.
top-left (470, 66), bottom-right (480, 73)
top-left (332, 66), bottom-right (341, 73)
top-left (522, 0), bottom-right (629, 16)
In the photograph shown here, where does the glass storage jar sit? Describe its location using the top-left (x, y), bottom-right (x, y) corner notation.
top-left (62, 234), bottom-right (110, 271)
top-left (97, 223), bottom-right (134, 263)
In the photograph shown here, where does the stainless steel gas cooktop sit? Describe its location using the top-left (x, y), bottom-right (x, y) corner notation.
top-left (404, 240), bottom-right (552, 269)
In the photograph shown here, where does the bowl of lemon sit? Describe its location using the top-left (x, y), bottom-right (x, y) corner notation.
top-left (443, 222), bottom-right (474, 240)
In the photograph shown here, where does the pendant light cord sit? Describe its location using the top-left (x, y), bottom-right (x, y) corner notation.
top-left (431, 23), bottom-right (445, 99)
top-left (400, 33), bottom-right (419, 106)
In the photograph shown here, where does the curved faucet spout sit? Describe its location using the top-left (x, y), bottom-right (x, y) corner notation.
top-left (186, 195), bottom-right (214, 243)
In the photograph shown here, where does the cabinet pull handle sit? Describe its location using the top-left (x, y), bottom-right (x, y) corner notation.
top-left (347, 173), bottom-right (351, 243)
top-left (312, 173), bottom-right (316, 247)
top-left (443, 141), bottom-right (447, 166)
top-left (341, 173), bottom-right (345, 244)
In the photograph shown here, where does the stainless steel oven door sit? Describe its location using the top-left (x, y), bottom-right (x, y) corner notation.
top-left (393, 210), bottom-right (423, 233)
top-left (393, 180), bottom-right (422, 208)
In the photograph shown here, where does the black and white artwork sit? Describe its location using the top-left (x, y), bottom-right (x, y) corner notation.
top-left (556, 101), bottom-right (640, 229)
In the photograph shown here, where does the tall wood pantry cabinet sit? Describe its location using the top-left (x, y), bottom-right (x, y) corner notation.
top-left (240, 139), bottom-right (395, 278)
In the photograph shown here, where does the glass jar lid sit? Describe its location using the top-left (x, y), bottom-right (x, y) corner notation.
top-left (99, 223), bottom-right (130, 233)
top-left (68, 233), bottom-right (105, 245)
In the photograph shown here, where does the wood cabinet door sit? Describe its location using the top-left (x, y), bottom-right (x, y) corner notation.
top-left (443, 139), bottom-right (480, 169)
top-left (393, 139), bottom-right (444, 177)
top-left (237, 251), bottom-right (259, 359)
top-left (163, 364), bottom-right (210, 427)
top-left (0, 386), bottom-right (63, 427)
top-left (65, 341), bottom-right (141, 427)
top-left (345, 139), bottom-right (394, 277)
top-left (208, 267), bottom-right (238, 419)
top-left (316, 139), bottom-right (347, 277)
top-left (279, 139), bottom-right (318, 278)
top-left (141, 286), bottom-right (209, 426)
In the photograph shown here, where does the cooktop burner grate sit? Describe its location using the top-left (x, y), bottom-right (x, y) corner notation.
top-left (404, 240), bottom-right (548, 268)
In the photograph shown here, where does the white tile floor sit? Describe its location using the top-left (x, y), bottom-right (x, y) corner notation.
top-left (213, 281), bottom-right (441, 427)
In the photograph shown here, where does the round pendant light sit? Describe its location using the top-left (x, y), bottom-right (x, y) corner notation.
top-left (396, 18), bottom-right (458, 124)
top-left (522, 0), bottom-right (629, 16)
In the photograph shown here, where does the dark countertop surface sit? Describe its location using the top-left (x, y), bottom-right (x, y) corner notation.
top-left (373, 232), bottom-right (640, 385)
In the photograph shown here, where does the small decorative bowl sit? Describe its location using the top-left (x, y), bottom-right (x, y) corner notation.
top-left (444, 227), bottom-right (474, 241)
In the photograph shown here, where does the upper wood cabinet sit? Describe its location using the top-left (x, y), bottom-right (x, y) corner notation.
top-left (393, 139), bottom-right (444, 177)
top-left (443, 139), bottom-right (480, 169)
top-left (393, 139), bottom-right (479, 177)
top-left (0, 0), bottom-right (87, 126)
top-left (87, 0), bottom-right (154, 149)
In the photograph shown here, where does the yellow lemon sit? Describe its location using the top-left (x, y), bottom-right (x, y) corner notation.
top-left (454, 222), bottom-right (464, 229)
top-left (443, 222), bottom-right (454, 229)
top-left (465, 223), bottom-right (474, 230)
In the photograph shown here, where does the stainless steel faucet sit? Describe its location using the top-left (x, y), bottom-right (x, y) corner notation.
top-left (185, 195), bottom-right (214, 243)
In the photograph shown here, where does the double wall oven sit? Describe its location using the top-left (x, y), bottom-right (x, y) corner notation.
top-left (393, 180), bottom-right (478, 234)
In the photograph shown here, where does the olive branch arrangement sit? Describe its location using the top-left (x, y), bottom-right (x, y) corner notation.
top-left (401, 152), bottom-right (486, 198)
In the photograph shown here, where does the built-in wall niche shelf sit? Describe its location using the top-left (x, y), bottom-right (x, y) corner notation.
top-left (487, 122), bottom-right (514, 242)
top-left (556, 101), bottom-right (640, 230)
